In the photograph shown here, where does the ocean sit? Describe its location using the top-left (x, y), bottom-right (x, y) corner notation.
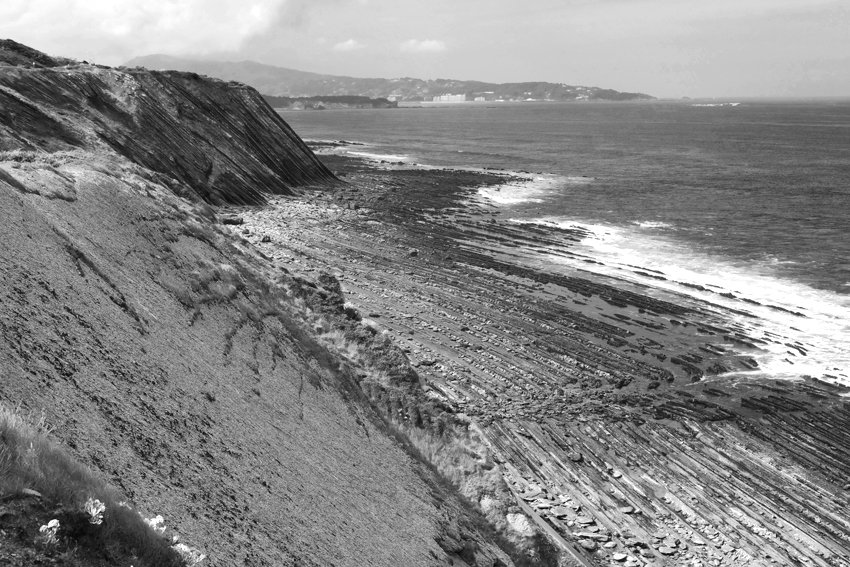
top-left (280, 101), bottom-right (850, 385)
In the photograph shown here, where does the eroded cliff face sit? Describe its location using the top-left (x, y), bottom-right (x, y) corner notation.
top-left (0, 39), bottom-right (335, 205)
top-left (0, 42), bottom-right (513, 567)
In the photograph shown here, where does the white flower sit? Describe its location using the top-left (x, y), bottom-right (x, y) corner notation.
top-left (84, 497), bottom-right (106, 525)
top-left (172, 543), bottom-right (206, 566)
top-left (39, 519), bottom-right (60, 544)
top-left (144, 514), bottom-right (167, 533)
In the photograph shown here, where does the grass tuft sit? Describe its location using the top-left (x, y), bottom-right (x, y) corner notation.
top-left (0, 402), bottom-right (187, 566)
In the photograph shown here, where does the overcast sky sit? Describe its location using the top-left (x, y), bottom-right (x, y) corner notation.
top-left (1, 0), bottom-right (848, 98)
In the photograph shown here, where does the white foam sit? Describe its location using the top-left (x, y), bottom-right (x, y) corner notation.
top-left (518, 216), bottom-right (850, 386)
top-left (476, 175), bottom-right (564, 205)
top-left (347, 150), bottom-right (411, 163)
top-left (632, 220), bottom-right (675, 230)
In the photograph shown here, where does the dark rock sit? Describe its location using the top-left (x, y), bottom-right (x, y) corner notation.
top-left (221, 216), bottom-right (244, 225)
top-left (0, 61), bottom-right (335, 205)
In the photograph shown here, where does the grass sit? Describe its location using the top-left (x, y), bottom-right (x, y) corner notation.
top-left (0, 402), bottom-right (188, 566)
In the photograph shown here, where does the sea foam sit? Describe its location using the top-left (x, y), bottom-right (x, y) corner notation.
top-left (512, 216), bottom-right (850, 386)
top-left (476, 174), bottom-right (582, 205)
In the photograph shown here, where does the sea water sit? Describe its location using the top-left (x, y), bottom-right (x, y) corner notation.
top-left (280, 101), bottom-right (850, 384)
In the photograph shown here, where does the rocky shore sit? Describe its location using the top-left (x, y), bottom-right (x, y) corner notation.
top-left (236, 148), bottom-right (850, 567)
top-left (2, 40), bottom-right (847, 566)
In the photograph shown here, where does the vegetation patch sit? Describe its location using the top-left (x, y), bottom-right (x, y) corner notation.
top-left (0, 403), bottom-right (202, 566)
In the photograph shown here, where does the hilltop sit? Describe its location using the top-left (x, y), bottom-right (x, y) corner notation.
top-left (125, 54), bottom-right (654, 102)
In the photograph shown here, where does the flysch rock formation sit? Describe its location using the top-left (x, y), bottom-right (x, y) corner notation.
top-left (0, 39), bottom-right (335, 206)
top-left (0, 40), bottom-right (516, 567)
top-left (237, 149), bottom-right (850, 567)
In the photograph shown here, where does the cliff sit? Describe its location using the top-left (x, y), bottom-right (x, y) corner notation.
top-left (0, 41), bottom-right (516, 567)
top-left (0, 40), bottom-right (335, 205)
top-left (126, 54), bottom-right (654, 102)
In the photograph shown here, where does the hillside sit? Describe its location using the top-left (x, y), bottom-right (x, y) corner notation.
top-left (0, 40), bottom-right (519, 566)
top-left (1, 40), bottom-right (334, 205)
top-left (262, 94), bottom-right (398, 110)
top-left (125, 54), bottom-right (653, 102)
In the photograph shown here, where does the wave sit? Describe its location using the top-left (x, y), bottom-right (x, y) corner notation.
top-left (513, 216), bottom-right (850, 386)
top-left (347, 150), bottom-right (411, 163)
top-left (632, 220), bottom-right (675, 230)
top-left (475, 174), bottom-right (593, 205)
top-left (475, 175), bottom-right (561, 204)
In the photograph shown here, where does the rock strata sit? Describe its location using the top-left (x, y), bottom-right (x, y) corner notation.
top-left (237, 149), bottom-right (850, 567)
top-left (0, 42), bottom-right (335, 205)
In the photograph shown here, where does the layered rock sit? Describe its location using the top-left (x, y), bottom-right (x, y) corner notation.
top-left (0, 40), bottom-right (335, 205)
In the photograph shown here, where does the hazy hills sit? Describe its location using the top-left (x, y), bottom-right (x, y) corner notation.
top-left (125, 54), bottom-right (653, 102)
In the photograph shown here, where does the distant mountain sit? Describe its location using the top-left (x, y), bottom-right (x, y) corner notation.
top-left (125, 54), bottom-right (653, 102)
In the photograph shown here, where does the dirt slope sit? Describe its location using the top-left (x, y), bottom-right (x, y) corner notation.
top-left (0, 42), bottom-right (513, 567)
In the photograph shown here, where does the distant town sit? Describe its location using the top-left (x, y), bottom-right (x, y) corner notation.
top-left (425, 88), bottom-right (595, 103)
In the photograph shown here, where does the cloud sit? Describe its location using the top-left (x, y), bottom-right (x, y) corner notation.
top-left (400, 39), bottom-right (446, 53)
top-left (333, 38), bottom-right (365, 52)
top-left (0, 0), bottom-right (291, 64)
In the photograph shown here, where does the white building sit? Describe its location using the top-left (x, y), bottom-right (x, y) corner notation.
top-left (432, 94), bottom-right (467, 102)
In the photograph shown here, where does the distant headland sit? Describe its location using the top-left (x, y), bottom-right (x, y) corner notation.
top-left (125, 54), bottom-right (654, 103)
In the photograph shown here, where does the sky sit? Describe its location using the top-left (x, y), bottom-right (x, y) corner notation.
top-left (1, 0), bottom-right (848, 98)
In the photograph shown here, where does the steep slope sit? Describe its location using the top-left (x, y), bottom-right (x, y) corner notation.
top-left (1, 43), bottom-right (335, 205)
top-left (0, 43), bottom-right (515, 566)
top-left (125, 54), bottom-right (654, 102)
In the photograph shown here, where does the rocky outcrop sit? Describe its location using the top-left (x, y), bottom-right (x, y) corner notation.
top-left (0, 41), bottom-right (335, 205)
top-left (237, 152), bottom-right (850, 567)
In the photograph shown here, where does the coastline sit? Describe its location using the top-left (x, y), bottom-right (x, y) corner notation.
top-left (232, 146), bottom-right (850, 566)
